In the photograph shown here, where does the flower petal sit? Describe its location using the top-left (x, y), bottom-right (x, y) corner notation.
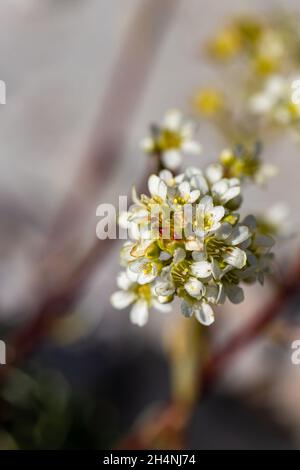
top-left (152, 299), bottom-right (172, 313)
top-left (198, 195), bottom-right (213, 211)
top-left (185, 239), bottom-right (203, 251)
top-left (111, 290), bottom-right (136, 309)
top-left (212, 180), bottom-right (227, 197)
top-left (191, 260), bottom-right (212, 278)
top-left (190, 174), bottom-right (209, 194)
top-left (140, 137), bottom-right (154, 152)
top-left (148, 175), bottom-right (167, 200)
top-left (185, 166), bottom-right (203, 178)
top-left (210, 205), bottom-right (225, 223)
top-left (161, 150), bottom-right (182, 170)
top-left (222, 186), bottom-right (240, 203)
top-left (126, 266), bottom-right (139, 282)
top-left (195, 303), bottom-right (215, 326)
top-left (130, 240), bottom-right (153, 257)
top-left (129, 258), bottom-right (147, 273)
top-left (223, 247), bottom-right (247, 269)
top-left (179, 181), bottom-right (191, 199)
top-left (184, 277), bottom-right (204, 298)
top-left (189, 189), bottom-right (200, 203)
top-left (182, 140), bottom-right (202, 155)
top-left (130, 300), bottom-right (149, 327)
top-left (159, 169), bottom-right (174, 184)
top-left (138, 265), bottom-right (157, 285)
top-left (155, 282), bottom-right (175, 297)
top-left (159, 251), bottom-right (172, 261)
top-left (206, 163), bottom-right (223, 184)
top-left (180, 121), bottom-right (194, 139)
top-left (163, 109), bottom-right (182, 131)
top-left (192, 251), bottom-right (206, 261)
top-left (117, 272), bottom-right (133, 290)
top-left (227, 225), bottom-right (250, 245)
top-left (173, 247), bottom-right (186, 264)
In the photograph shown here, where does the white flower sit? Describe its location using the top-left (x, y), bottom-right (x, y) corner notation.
top-left (111, 273), bottom-right (149, 326)
top-left (261, 202), bottom-right (292, 237)
top-left (148, 174), bottom-right (168, 202)
top-left (205, 163), bottom-right (223, 184)
top-left (249, 76), bottom-right (286, 114)
top-left (211, 178), bottom-right (241, 205)
top-left (195, 195), bottom-right (225, 237)
top-left (184, 277), bottom-right (204, 298)
top-left (223, 247), bottom-right (246, 269)
top-left (254, 163), bottom-right (278, 185)
top-left (154, 266), bottom-right (175, 297)
top-left (174, 181), bottom-right (200, 204)
top-left (159, 169), bottom-right (176, 186)
top-left (112, 144), bottom-right (276, 328)
top-left (111, 271), bottom-right (171, 327)
top-left (185, 238), bottom-right (204, 251)
top-left (189, 170), bottom-right (209, 195)
top-left (129, 299), bottom-right (149, 327)
top-left (111, 290), bottom-right (137, 309)
top-left (215, 223), bottom-right (251, 269)
top-left (191, 260), bottom-right (212, 278)
top-left (181, 300), bottom-right (215, 325)
top-left (249, 75), bottom-right (300, 126)
top-left (129, 239), bottom-right (153, 258)
top-left (141, 110), bottom-right (202, 170)
top-left (129, 258), bottom-right (158, 285)
top-left (194, 303), bottom-right (215, 325)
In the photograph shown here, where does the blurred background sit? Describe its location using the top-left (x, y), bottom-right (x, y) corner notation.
top-left (1, 0), bottom-right (300, 450)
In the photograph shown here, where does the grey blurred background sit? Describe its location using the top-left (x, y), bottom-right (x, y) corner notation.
top-left (1, 0), bottom-right (300, 450)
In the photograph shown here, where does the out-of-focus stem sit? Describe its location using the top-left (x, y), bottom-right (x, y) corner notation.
top-left (118, 255), bottom-right (300, 449)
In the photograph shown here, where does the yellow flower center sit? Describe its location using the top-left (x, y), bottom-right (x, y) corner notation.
top-left (173, 196), bottom-right (188, 205)
top-left (137, 284), bottom-right (152, 303)
top-left (210, 28), bottom-right (241, 60)
top-left (204, 214), bottom-right (213, 231)
top-left (142, 263), bottom-right (153, 276)
top-left (158, 129), bottom-right (182, 151)
top-left (194, 89), bottom-right (223, 116)
top-left (171, 260), bottom-right (190, 288)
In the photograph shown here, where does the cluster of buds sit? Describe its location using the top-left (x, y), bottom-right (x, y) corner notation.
top-left (111, 115), bottom-right (275, 327)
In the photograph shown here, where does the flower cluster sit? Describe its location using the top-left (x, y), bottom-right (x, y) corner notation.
top-left (111, 158), bottom-right (275, 327)
top-left (194, 13), bottom-right (300, 142)
top-left (207, 15), bottom-right (295, 76)
top-left (249, 76), bottom-right (300, 128)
